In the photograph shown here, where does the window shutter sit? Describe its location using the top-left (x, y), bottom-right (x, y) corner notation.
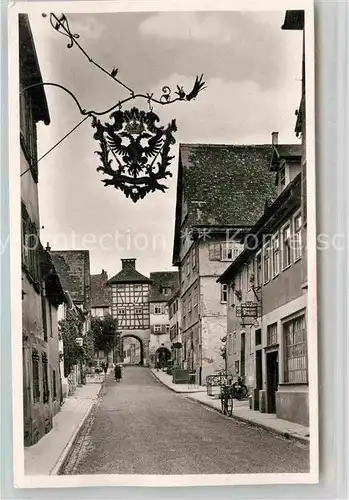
top-left (151, 325), bottom-right (155, 334)
top-left (161, 325), bottom-right (166, 334)
top-left (209, 243), bottom-right (221, 261)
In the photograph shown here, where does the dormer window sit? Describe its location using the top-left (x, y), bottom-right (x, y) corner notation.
top-left (161, 287), bottom-right (171, 296)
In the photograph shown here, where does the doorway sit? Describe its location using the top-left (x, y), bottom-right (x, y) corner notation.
top-left (266, 351), bottom-right (278, 413)
top-left (255, 349), bottom-right (263, 391)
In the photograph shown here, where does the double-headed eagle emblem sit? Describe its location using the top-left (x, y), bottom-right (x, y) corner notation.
top-left (92, 108), bottom-right (177, 202)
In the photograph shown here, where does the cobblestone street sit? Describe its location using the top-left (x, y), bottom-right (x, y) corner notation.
top-left (62, 366), bottom-right (309, 475)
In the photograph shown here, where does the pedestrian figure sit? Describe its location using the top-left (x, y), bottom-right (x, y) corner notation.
top-left (114, 363), bottom-right (122, 382)
top-left (103, 363), bottom-right (108, 375)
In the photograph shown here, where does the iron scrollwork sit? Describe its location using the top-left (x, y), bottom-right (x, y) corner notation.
top-left (92, 107), bottom-right (177, 202)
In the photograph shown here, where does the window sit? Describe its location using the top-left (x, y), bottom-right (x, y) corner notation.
top-left (154, 305), bottom-right (162, 314)
top-left (52, 369), bottom-right (57, 401)
top-left (282, 224), bottom-right (291, 268)
top-left (161, 287), bottom-right (171, 295)
top-left (186, 256), bottom-right (190, 275)
top-left (221, 242), bottom-right (241, 261)
top-left (208, 243), bottom-right (221, 261)
top-left (165, 325), bottom-right (170, 334)
top-left (263, 241), bottom-right (271, 283)
top-left (118, 308), bottom-right (126, 315)
top-left (135, 308), bottom-right (142, 315)
top-left (234, 360), bottom-right (240, 374)
top-left (272, 234), bottom-right (280, 277)
top-left (154, 325), bottom-right (161, 333)
top-left (192, 247), bottom-right (196, 268)
top-left (221, 284), bottom-right (228, 303)
top-left (20, 90), bottom-right (38, 178)
top-left (32, 349), bottom-right (40, 403)
top-left (255, 329), bottom-right (262, 346)
top-left (42, 352), bottom-right (49, 404)
top-left (283, 315), bottom-right (307, 383)
top-left (21, 205), bottom-right (40, 286)
top-left (256, 252), bottom-right (262, 287)
top-left (294, 213), bottom-right (302, 261)
top-left (267, 323), bottom-right (278, 346)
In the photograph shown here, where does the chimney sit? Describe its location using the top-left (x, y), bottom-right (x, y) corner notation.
top-left (121, 258), bottom-right (136, 270)
top-left (46, 242), bottom-right (51, 251)
top-left (271, 132), bottom-right (279, 145)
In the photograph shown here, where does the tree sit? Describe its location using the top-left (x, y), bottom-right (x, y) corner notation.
top-left (90, 315), bottom-right (120, 356)
top-left (58, 309), bottom-right (84, 378)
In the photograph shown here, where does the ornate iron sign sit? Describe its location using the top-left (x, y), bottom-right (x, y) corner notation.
top-left (92, 108), bottom-right (177, 202)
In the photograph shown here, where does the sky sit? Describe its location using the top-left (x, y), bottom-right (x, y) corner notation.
top-left (28, 10), bottom-right (303, 279)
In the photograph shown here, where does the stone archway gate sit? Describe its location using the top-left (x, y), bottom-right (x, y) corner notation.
top-left (119, 329), bottom-right (150, 366)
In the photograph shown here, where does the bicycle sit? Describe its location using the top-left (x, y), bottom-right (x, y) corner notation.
top-left (220, 383), bottom-right (234, 416)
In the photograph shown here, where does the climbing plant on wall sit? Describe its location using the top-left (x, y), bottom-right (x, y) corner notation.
top-left (58, 309), bottom-right (84, 378)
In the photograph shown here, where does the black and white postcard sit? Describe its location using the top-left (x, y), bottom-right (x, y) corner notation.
top-left (8, 0), bottom-right (318, 488)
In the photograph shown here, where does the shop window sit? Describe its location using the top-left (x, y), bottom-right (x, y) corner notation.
top-left (283, 315), bottom-right (307, 383)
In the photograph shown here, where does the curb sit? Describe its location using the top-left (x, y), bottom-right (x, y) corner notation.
top-left (186, 395), bottom-right (310, 446)
top-left (50, 382), bottom-right (104, 475)
top-left (149, 370), bottom-right (205, 394)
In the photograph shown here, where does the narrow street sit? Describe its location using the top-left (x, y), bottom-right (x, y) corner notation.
top-left (62, 366), bottom-right (309, 475)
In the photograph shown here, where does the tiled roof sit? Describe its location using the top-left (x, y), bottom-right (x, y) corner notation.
top-left (91, 271), bottom-right (111, 307)
top-left (173, 144), bottom-right (278, 264)
top-left (107, 259), bottom-right (152, 285)
top-left (149, 272), bottom-right (179, 302)
top-left (50, 250), bottom-right (91, 307)
top-left (180, 144), bottom-right (278, 227)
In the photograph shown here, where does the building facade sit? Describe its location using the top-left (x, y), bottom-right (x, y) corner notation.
top-left (218, 147), bottom-right (309, 425)
top-left (107, 259), bottom-right (152, 365)
top-left (172, 143), bottom-right (278, 384)
top-left (148, 271), bottom-right (179, 367)
top-left (50, 249), bottom-right (92, 387)
top-left (20, 14), bottom-right (68, 446)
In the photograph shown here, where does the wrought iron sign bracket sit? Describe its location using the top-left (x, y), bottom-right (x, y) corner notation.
top-left (20, 13), bottom-right (206, 201)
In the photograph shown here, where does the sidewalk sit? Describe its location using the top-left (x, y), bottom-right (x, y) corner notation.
top-left (188, 392), bottom-right (310, 444)
top-left (24, 381), bottom-right (103, 475)
top-left (150, 368), bottom-right (206, 393)
top-left (151, 369), bottom-right (309, 444)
